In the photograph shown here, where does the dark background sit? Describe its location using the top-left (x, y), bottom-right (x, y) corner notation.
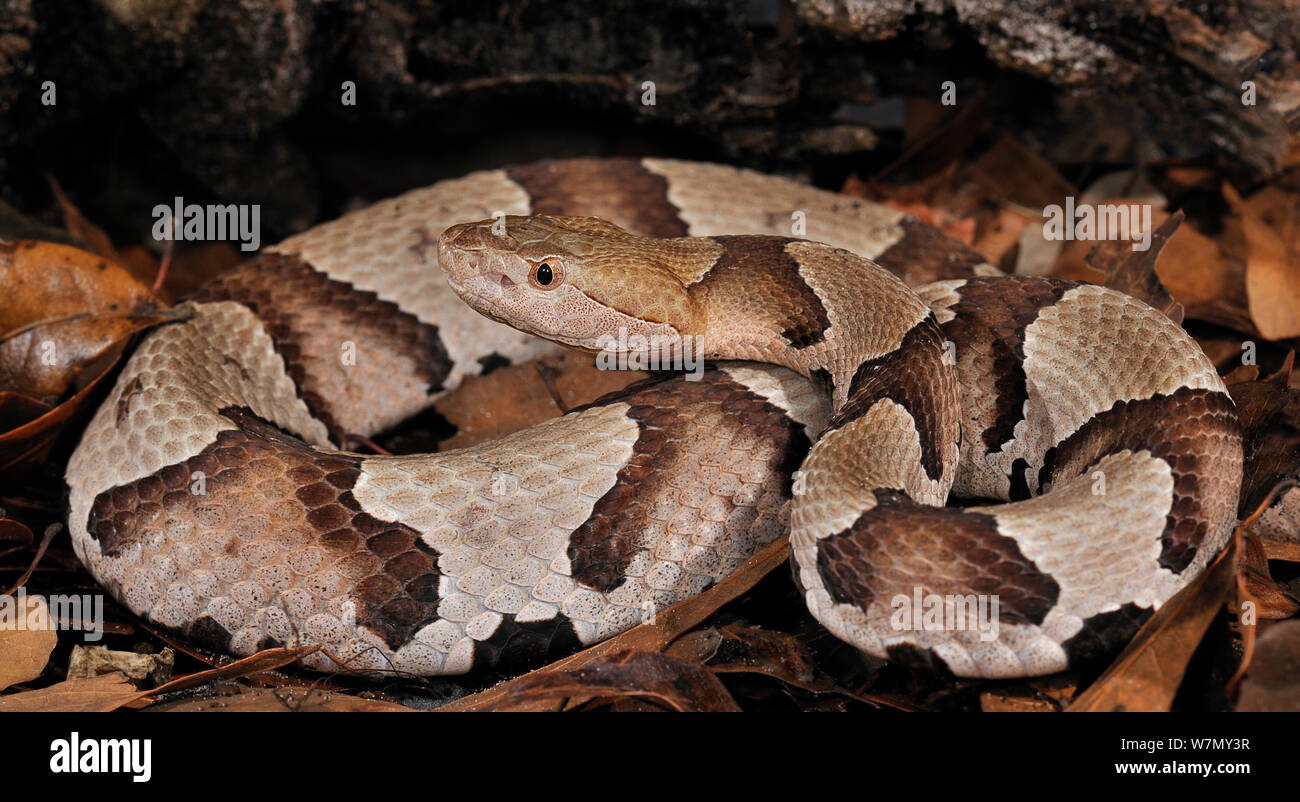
top-left (2, 0), bottom-right (1297, 251)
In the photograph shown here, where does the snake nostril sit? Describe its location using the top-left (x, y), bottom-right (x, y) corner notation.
top-left (499, 274), bottom-right (515, 289)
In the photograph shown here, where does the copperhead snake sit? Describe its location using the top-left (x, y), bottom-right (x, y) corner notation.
top-left (64, 158), bottom-right (1243, 679)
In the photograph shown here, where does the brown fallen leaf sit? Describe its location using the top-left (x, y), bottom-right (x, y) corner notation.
top-left (145, 686), bottom-right (416, 712)
top-left (452, 650), bottom-right (742, 712)
top-left (431, 350), bottom-right (648, 450)
top-left (1239, 516), bottom-right (1300, 620)
top-left (843, 163), bottom-right (984, 250)
top-left (1227, 353), bottom-right (1300, 517)
top-left (0, 514), bottom-right (33, 560)
top-left (965, 132), bottom-right (1077, 211)
top-left (142, 242), bottom-right (243, 303)
top-left (1262, 539), bottom-right (1300, 562)
top-left (1057, 207), bottom-right (1254, 333)
top-left (143, 644), bottom-right (323, 698)
top-left (0, 198), bottom-right (83, 247)
top-left (0, 643), bottom-right (331, 713)
top-left (0, 239), bottom-right (172, 402)
top-left (887, 95), bottom-right (989, 180)
top-left (0, 594), bottom-right (56, 691)
top-left (0, 672), bottom-right (142, 712)
top-left (1025, 673), bottom-right (1080, 706)
top-left (979, 686), bottom-right (1060, 712)
top-left (0, 239), bottom-right (190, 473)
top-left (1198, 333), bottom-right (1257, 372)
top-left (1226, 480), bottom-right (1296, 696)
top-left (664, 619), bottom-right (912, 710)
top-left (0, 392), bottom-right (51, 436)
top-left (1235, 619), bottom-right (1300, 711)
top-left (1085, 210), bottom-right (1185, 324)
top-left (668, 620), bottom-right (820, 684)
top-left (1066, 537), bottom-right (1238, 712)
top-left (0, 347), bottom-right (127, 472)
top-left (46, 174), bottom-right (122, 267)
top-left (972, 207), bottom-right (1035, 271)
top-left (438, 537), bottom-right (790, 711)
top-left (1226, 183), bottom-right (1300, 340)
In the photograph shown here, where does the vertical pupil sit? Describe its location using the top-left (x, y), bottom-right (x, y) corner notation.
top-left (536, 263), bottom-right (553, 285)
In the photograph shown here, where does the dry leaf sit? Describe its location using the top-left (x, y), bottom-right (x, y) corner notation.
top-left (0, 239), bottom-right (167, 402)
top-left (1085, 210), bottom-right (1184, 324)
top-left (0, 594), bottom-right (56, 691)
top-left (1227, 355), bottom-right (1300, 516)
top-left (0, 515), bottom-right (34, 559)
top-left (891, 96), bottom-right (988, 178)
top-left (0, 340), bottom-right (126, 472)
top-left (0, 644), bottom-right (330, 713)
top-left (842, 164), bottom-right (983, 249)
top-left (1225, 183), bottom-right (1300, 339)
top-left (0, 391), bottom-right (52, 434)
top-left (1055, 207), bottom-right (1254, 332)
top-left (965, 132), bottom-right (1076, 211)
top-left (1239, 526), bottom-right (1300, 619)
top-left (144, 644), bottom-right (323, 697)
top-left (454, 650), bottom-right (742, 712)
top-left (0, 672), bottom-right (141, 712)
top-left (1139, 214), bottom-right (1246, 330)
top-left (146, 686), bottom-right (416, 712)
top-left (0, 240), bottom-right (189, 472)
top-left (979, 687), bottom-right (1060, 712)
top-left (668, 620), bottom-right (819, 683)
top-left (430, 350), bottom-right (647, 450)
top-left (972, 207), bottom-right (1034, 269)
top-left (46, 174), bottom-right (122, 266)
top-left (1235, 619), bottom-right (1300, 711)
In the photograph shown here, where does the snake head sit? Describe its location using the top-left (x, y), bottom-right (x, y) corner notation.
top-left (438, 215), bottom-right (702, 351)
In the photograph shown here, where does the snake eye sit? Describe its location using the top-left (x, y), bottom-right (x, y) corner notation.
top-left (530, 261), bottom-right (562, 289)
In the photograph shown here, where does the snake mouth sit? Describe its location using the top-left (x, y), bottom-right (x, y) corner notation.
top-left (444, 273), bottom-right (500, 318)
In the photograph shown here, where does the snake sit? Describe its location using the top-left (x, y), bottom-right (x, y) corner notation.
top-left (63, 158), bottom-right (1244, 679)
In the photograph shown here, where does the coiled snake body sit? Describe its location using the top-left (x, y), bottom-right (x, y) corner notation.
top-left (65, 159), bottom-right (1243, 678)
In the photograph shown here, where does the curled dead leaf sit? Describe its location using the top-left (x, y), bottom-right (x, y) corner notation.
top-left (0, 239), bottom-right (170, 403)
